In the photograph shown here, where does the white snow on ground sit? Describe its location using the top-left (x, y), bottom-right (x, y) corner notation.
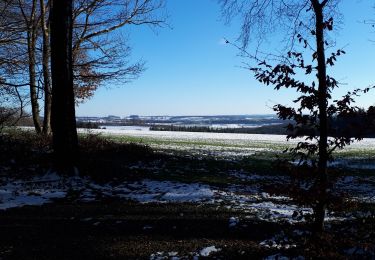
top-left (249, 202), bottom-right (313, 223)
top-left (0, 172), bottom-right (303, 223)
top-left (228, 170), bottom-right (289, 183)
top-left (150, 251), bottom-right (179, 260)
top-left (21, 127), bottom-right (375, 161)
top-left (199, 246), bottom-right (221, 257)
top-left (229, 216), bottom-right (239, 227)
top-left (21, 126), bottom-right (375, 153)
top-left (77, 128), bottom-right (290, 158)
top-left (124, 180), bottom-right (215, 203)
top-left (81, 128), bottom-right (294, 143)
top-left (0, 172), bottom-right (86, 210)
top-left (0, 174), bottom-right (217, 210)
top-left (259, 236), bottom-right (297, 250)
top-left (150, 246), bottom-right (223, 259)
top-left (153, 144), bottom-right (271, 158)
top-left (79, 127), bottom-right (375, 149)
top-left (2, 172), bottom-right (374, 222)
top-left (0, 189), bottom-right (66, 210)
top-left (76, 127), bottom-right (375, 160)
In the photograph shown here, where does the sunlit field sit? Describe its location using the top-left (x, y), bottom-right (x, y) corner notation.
top-left (85, 126), bottom-right (375, 160)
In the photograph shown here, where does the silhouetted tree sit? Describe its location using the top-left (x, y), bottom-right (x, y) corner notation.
top-left (0, 0), bottom-right (165, 134)
top-left (311, 0), bottom-right (329, 231)
top-left (219, 0), bottom-right (364, 231)
top-left (18, 0), bottom-right (43, 133)
top-left (50, 0), bottom-right (78, 173)
top-left (39, 0), bottom-right (52, 135)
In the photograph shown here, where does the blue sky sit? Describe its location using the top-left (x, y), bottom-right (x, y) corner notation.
top-left (76, 0), bottom-right (375, 117)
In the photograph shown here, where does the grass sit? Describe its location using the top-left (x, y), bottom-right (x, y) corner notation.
top-left (102, 132), bottom-right (375, 162)
top-left (105, 133), bottom-right (291, 150)
top-left (334, 149), bottom-right (375, 158)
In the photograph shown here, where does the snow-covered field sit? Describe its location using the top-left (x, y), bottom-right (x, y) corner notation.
top-left (19, 126), bottom-right (375, 151)
top-left (76, 127), bottom-right (375, 160)
top-left (84, 127), bottom-right (292, 142)
top-left (81, 127), bottom-right (375, 150)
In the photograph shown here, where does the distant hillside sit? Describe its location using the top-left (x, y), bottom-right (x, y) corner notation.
top-left (76, 114), bottom-right (285, 128)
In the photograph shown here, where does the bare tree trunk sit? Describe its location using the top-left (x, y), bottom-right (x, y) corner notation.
top-left (312, 0), bottom-right (328, 232)
top-left (40, 0), bottom-right (52, 135)
top-left (27, 0), bottom-right (42, 134)
top-left (50, 0), bottom-right (78, 173)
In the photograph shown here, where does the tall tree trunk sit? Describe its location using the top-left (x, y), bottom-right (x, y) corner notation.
top-left (50, 0), bottom-right (78, 173)
top-left (312, 0), bottom-right (328, 232)
top-left (40, 0), bottom-right (52, 135)
top-left (27, 0), bottom-right (42, 134)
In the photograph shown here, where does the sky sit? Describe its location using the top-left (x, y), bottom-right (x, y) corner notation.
top-left (76, 0), bottom-right (375, 117)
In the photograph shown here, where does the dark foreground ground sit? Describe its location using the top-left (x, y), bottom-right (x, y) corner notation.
top-left (1, 130), bottom-right (375, 259)
top-left (1, 200), bottom-right (375, 259)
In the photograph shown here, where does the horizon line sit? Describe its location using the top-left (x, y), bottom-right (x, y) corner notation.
top-left (76, 113), bottom-right (277, 118)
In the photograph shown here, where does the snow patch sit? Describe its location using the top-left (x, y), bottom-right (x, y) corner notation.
top-left (229, 216), bottom-right (239, 228)
top-left (260, 232), bottom-right (297, 250)
top-left (150, 251), bottom-right (179, 260)
top-left (199, 246), bottom-right (221, 257)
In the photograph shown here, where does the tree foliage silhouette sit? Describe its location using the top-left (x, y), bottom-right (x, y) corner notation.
top-left (220, 0), bottom-right (373, 231)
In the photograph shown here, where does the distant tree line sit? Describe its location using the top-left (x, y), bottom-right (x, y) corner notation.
top-left (150, 107), bottom-right (375, 137)
top-left (76, 121), bottom-right (100, 129)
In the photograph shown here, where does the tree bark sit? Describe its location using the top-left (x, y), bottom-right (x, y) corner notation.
top-left (40, 0), bottom-right (52, 135)
top-left (50, 0), bottom-right (79, 173)
top-left (27, 0), bottom-right (42, 134)
top-left (311, 0), bottom-right (328, 232)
